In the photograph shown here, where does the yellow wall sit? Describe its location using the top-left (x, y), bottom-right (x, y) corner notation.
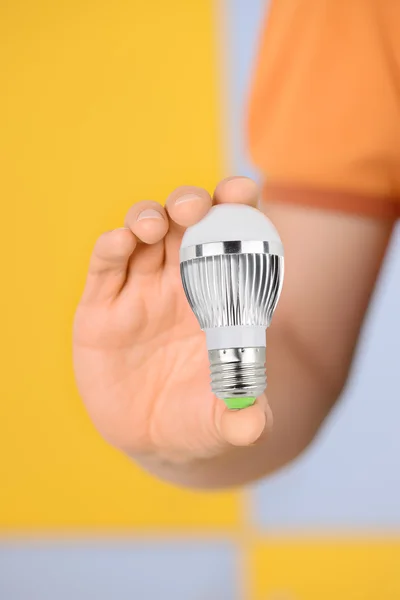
top-left (250, 539), bottom-right (400, 599)
top-left (0, 0), bottom-right (239, 531)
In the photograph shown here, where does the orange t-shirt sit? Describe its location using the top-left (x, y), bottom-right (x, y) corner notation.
top-left (248, 0), bottom-right (400, 219)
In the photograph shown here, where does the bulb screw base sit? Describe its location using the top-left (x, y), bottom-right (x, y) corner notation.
top-left (208, 347), bottom-right (266, 409)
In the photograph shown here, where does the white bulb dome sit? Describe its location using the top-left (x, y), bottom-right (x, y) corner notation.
top-left (180, 203), bottom-right (282, 248)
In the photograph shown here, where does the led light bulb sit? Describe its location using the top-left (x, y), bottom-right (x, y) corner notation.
top-left (180, 203), bottom-right (284, 410)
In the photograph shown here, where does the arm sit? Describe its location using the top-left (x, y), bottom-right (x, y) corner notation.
top-left (141, 200), bottom-right (392, 488)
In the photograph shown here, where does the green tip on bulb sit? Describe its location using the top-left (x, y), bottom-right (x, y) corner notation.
top-left (224, 397), bottom-right (256, 410)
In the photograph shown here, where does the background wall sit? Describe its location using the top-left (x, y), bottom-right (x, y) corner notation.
top-left (1, 1), bottom-right (399, 598)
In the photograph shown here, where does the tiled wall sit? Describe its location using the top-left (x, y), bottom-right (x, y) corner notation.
top-left (1, 1), bottom-right (400, 598)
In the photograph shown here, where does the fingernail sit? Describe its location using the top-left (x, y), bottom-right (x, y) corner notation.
top-left (137, 209), bottom-right (163, 221)
top-left (175, 193), bottom-right (203, 205)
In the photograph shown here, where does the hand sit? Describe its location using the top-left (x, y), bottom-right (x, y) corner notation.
top-left (73, 177), bottom-right (270, 470)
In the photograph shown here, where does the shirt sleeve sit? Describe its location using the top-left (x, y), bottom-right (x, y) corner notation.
top-left (247, 0), bottom-right (400, 219)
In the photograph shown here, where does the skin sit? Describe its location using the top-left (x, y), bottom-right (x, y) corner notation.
top-left (73, 176), bottom-right (393, 489)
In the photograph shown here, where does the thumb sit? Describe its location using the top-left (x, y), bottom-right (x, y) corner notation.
top-left (216, 395), bottom-right (272, 447)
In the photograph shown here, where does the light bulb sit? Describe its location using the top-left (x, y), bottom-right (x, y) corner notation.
top-left (180, 203), bottom-right (284, 410)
